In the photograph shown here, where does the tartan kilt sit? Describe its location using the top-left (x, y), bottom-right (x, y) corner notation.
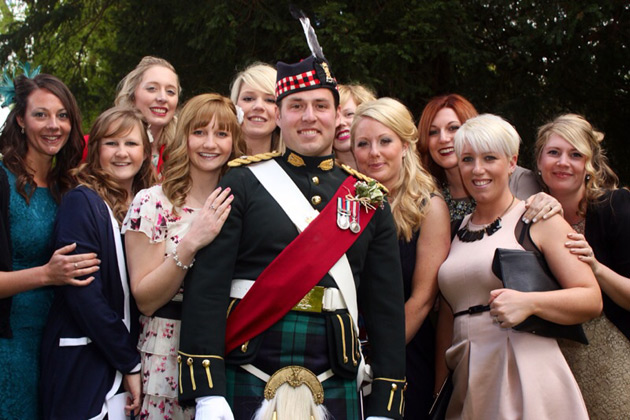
top-left (226, 311), bottom-right (360, 419)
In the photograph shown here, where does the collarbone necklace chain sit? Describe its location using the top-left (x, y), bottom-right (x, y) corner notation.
top-left (456, 195), bottom-right (515, 242)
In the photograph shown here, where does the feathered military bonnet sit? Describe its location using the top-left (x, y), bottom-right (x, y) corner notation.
top-left (275, 7), bottom-right (339, 104)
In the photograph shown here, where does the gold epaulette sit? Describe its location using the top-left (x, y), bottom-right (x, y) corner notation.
top-left (339, 163), bottom-right (389, 195)
top-left (227, 151), bottom-right (282, 167)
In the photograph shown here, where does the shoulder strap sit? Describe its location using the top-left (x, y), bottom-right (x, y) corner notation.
top-left (514, 217), bottom-right (540, 255)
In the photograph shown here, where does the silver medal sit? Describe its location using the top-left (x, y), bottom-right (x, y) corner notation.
top-left (337, 198), bottom-right (350, 230)
top-left (350, 201), bottom-right (361, 233)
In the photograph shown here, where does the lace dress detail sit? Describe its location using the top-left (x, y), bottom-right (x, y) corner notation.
top-left (558, 218), bottom-right (630, 418)
top-left (122, 185), bottom-right (197, 420)
top-left (0, 163), bottom-right (56, 419)
top-left (441, 182), bottom-right (475, 222)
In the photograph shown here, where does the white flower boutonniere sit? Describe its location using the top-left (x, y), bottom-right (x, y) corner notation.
top-left (347, 180), bottom-right (386, 211)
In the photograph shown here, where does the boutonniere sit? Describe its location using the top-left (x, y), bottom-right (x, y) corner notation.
top-left (346, 180), bottom-right (386, 211)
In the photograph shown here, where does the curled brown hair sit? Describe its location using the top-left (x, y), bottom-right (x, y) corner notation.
top-left (0, 73), bottom-right (84, 203)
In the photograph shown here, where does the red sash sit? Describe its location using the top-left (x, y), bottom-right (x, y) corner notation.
top-left (224, 175), bottom-right (376, 354)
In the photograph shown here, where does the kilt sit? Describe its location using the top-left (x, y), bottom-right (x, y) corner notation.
top-left (226, 311), bottom-right (360, 419)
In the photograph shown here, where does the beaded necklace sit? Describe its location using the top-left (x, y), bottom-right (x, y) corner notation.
top-left (456, 195), bottom-right (515, 242)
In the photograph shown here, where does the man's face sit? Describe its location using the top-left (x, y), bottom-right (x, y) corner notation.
top-left (276, 88), bottom-right (340, 157)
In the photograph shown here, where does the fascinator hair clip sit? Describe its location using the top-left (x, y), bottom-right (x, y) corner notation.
top-left (0, 62), bottom-right (42, 107)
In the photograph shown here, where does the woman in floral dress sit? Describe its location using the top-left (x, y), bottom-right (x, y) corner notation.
top-left (123, 93), bottom-right (246, 419)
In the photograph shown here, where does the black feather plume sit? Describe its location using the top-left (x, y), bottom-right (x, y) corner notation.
top-left (289, 5), bottom-right (325, 60)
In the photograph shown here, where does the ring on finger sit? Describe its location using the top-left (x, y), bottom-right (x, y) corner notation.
top-left (74, 263), bottom-right (78, 269)
top-left (548, 205), bottom-right (553, 211)
top-left (210, 205), bottom-right (216, 210)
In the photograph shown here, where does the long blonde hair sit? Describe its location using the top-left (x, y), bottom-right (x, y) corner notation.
top-left (115, 56), bottom-right (181, 149)
top-left (161, 93), bottom-right (246, 211)
top-left (74, 107), bottom-right (155, 225)
top-left (352, 97), bottom-right (438, 241)
top-left (535, 113), bottom-right (618, 216)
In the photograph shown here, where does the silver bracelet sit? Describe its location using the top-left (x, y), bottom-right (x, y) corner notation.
top-left (172, 248), bottom-right (195, 271)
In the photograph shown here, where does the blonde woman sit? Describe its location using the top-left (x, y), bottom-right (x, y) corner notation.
top-left (116, 56), bottom-right (181, 173)
top-left (536, 114), bottom-right (630, 418)
top-left (123, 94), bottom-right (245, 419)
top-left (436, 114), bottom-right (601, 419)
top-left (351, 97), bottom-right (450, 418)
top-left (417, 94), bottom-right (560, 227)
top-left (335, 83), bottom-right (376, 169)
top-left (230, 62), bottom-right (280, 155)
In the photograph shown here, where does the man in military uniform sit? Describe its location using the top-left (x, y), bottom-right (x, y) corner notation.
top-left (178, 54), bottom-right (406, 420)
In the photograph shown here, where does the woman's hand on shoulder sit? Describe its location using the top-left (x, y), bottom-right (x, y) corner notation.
top-left (43, 243), bottom-right (99, 287)
top-left (522, 192), bottom-right (562, 224)
top-left (565, 232), bottom-right (600, 275)
top-left (186, 187), bottom-right (234, 252)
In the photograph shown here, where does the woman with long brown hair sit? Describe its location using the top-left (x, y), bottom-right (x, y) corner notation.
top-left (0, 72), bottom-right (98, 418)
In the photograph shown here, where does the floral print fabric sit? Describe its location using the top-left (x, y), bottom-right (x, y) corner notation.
top-left (122, 186), bottom-right (198, 419)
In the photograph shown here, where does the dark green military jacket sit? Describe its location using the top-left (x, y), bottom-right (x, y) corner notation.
top-left (178, 149), bottom-right (406, 419)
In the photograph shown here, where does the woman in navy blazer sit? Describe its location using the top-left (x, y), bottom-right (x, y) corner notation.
top-left (40, 106), bottom-right (155, 419)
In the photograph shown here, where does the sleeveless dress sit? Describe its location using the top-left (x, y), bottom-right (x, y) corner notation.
top-left (122, 185), bottom-right (197, 420)
top-left (438, 201), bottom-right (588, 419)
top-left (0, 163), bottom-right (56, 419)
top-left (400, 230), bottom-right (434, 419)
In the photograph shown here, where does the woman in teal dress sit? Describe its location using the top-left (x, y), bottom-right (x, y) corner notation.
top-left (0, 72), bottom-right (99, 418)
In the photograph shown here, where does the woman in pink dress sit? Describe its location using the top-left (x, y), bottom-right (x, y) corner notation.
top-left (436, 113), bottom-right (601, 419)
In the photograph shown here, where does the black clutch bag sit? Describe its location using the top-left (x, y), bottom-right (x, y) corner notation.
top-left (491, 219), bottom-right (588, 344)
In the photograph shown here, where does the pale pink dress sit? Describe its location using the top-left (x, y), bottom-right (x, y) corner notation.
top-left (438, 201), bottom-right (588, 419)
top-left (122, 185), bottom-right (197, 420)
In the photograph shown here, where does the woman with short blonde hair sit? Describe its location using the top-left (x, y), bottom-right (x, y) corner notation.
top-left (230, 62), bottom-right (280, 155)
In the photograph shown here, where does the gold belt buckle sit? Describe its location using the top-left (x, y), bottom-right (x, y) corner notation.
top-left (292, 286), bottom-right (325, 313)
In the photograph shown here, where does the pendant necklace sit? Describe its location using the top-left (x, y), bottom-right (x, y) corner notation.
top-left (456, 195), bottom-right (515, 242)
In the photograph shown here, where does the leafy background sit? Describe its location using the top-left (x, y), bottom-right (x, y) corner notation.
top-left (1, 0), bottom-right (628, 184)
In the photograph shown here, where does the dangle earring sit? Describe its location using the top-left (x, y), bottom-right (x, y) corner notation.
top-left (21, 126), bottom-right (24, 134)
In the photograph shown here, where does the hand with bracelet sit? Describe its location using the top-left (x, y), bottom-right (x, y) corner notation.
top-left (121, 93), bottom-right (244, 419)
top-left (125, 186), bottom-right (233, 316)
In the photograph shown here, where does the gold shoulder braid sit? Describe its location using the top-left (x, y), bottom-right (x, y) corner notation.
top-left (339, 163), bottom-right (389, 194)
top-left (227, 151), bottom-right (282, 167)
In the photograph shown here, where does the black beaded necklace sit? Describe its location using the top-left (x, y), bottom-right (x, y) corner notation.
top-left (456, 195), bottom-right (515, 242)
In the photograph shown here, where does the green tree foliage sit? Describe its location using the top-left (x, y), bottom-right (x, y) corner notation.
top-left (1, 0), bottom-right (628, 183)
